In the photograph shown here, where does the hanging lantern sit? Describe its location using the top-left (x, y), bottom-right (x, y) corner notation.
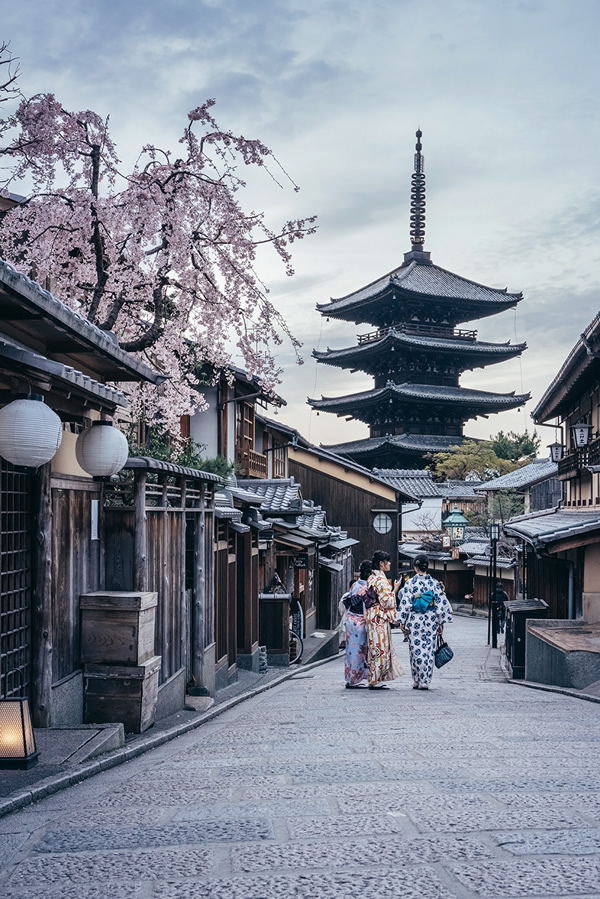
top-left (572, 421), bottom-right (592, 449)
top-left (548, 442), bottom-right (564, 463)
top-left (0, 395), bottom-right (62, 469)
top-left (76, 421), bottom-right (128, 477)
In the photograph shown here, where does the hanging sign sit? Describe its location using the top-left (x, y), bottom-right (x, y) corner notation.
top-left (294, 553), bottom-right (309, 569)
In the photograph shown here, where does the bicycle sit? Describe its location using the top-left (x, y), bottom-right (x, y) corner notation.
top-left (289, 626), bottom-right (303, 664)
top-left (289, 596), bottom-right (304, 664)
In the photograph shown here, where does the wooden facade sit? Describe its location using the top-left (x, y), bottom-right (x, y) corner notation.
top-left (104, 460), bottom-right (218, 697)
top-left (288, 449), bottom-right (401, 576)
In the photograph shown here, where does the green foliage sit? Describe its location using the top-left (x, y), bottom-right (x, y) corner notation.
top-left (127, 428), bottom-right (233, 481)
top-left (490, 429), bottom-right (540, 462)
top-left (427, 440), bottom-right (518, 482)
top-left (465, 489), bottom-right (524, 527)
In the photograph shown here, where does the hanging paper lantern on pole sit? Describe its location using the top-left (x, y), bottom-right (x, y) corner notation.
top-left (0, 395), bottom-right (62, 469)
top-left (75, 420), bottom-right (128, 477)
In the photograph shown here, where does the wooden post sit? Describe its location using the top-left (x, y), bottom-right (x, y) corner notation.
top-left (192, 484), bottom-right (206, 687)
top-left (32, 462), bottom-right (53, 728)
top-left (134, 471), bottom-right (148, 591)
top-left (180, 477), bottom-right (188, 677)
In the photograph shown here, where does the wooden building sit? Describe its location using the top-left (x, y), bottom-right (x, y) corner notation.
top-left (0, 258), bottom-right (165, 724)
top-left (504, 314), bottom-right (600, 622)
top-left (309, 131), bottom-right (529, 469)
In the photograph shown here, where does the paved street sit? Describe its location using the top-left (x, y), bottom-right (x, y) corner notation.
top-left (1, 615), bottom-right (600, 898)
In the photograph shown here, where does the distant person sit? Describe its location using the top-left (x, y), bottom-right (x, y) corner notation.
top-left (365, 551), bottom-right (404, 690)
top-left (494, 582), bottom-right (509, 634)
top-left (398, 554), bottom-right (453, 690)
top-left (341, 563), bottom-right (370, 689)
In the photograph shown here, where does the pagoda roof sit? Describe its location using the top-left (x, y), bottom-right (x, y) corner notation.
top-left (309, 382), bottom-right (530, 416)
top-left (316, 259), bottom-right (522, 325)
top-left (313, 328), bottom-right (526, 370)
top-left (323, 433), bottom-right (468, 458)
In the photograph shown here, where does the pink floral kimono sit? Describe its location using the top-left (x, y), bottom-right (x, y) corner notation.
top-left (365, 571), bottom-right (403, 686)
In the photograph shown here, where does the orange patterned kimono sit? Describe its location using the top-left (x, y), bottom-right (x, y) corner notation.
top-left (365, 571), bottom-right (403, 685)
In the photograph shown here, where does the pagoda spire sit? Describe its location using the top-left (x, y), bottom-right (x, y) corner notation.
top-left (410, 129), bottom-right (426, 249)
top-left (404, 129), bottom-right (431, 264)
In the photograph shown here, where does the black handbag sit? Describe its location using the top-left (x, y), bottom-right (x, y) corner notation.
top-left (434, 633), bottom-right (453, 668)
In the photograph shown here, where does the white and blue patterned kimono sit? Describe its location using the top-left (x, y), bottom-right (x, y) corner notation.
top-left (397, 573), bottom-right (453, 688)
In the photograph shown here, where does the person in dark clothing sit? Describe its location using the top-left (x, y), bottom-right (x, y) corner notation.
top-left (494, 582), bottom-right (509, 633)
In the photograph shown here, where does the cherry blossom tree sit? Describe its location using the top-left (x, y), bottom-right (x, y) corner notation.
top-left (0, 45), bottom-right (316, 430)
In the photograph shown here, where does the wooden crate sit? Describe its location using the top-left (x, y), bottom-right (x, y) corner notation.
top-left (80, 591), bottom-right (158, 666)
top-left (83, 656), bottom-right (161, 734)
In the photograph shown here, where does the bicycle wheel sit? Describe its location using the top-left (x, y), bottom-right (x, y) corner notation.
top-left (289, 629), bottom-right (303, 664)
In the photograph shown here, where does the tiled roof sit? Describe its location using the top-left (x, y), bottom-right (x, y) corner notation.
top-left (0, 257), bottom-right (163, 384)
top-left (236, 478), bottom-right (303, 513)
top-left (310, 382), bottom-right (530, 411)
top-left (324, 433), bottom-right (467, 456)
top-left (476, 458), bottom-right (558, 492)
top-left (439, 480), bottom-right (484, 499)
top-left (504, 508), bottom-right (600, 547)
top-left (318, 260), bottom-right (522, 314)
top-left (0, 338), bottom-right (128, 408)
top-left (314, 330), bottom-right (526, 363)
top-left (373, 468), bottom-right (442, 498)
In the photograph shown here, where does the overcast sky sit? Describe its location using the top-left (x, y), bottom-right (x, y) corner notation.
top-left (3, 0), bottom-right (600, 453)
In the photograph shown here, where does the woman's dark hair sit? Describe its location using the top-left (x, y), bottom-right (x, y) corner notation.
top-left (372, 550), bottom-right (391, 570)
top-left (414, 554), bottom-right (429, 572)
top-left (359, 559), bottom-right (372, 580)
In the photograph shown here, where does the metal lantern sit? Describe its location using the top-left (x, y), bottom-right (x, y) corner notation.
top-left (0, 395), bottom-right (62, 469)
top-left (572, 421), bottom-right (592, 449)
top-left (75, 421), bottom-right (128, 477)
top-left (444, 504), bottom-right (468, 546)
top-left (548, 442), bottom-right (564, 463)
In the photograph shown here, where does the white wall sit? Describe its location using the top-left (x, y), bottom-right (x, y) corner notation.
top-left (189, 385), bottom-right (219, 458)
top-left (402, 497), bottom-right (442, 534)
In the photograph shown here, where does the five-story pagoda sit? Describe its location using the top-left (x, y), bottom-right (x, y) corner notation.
top-left (309, 131), bottom-right (529, 469)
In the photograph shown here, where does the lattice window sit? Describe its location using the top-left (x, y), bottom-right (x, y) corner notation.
top-left (0, 459), bottom-right (33, 700)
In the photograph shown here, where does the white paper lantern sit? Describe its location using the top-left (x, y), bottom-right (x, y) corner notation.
top-left (76, 421), bottom-right (128, 477)
top-left (0, 395), bottom-right (62, 469)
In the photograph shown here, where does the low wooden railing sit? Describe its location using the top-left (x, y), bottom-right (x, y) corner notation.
top-left (357, 323), bottom-right (478, 345)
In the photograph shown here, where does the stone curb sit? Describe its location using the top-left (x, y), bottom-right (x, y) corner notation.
top-left (0, 653), bottom-right (339, 821)
top-left (498, 647), bottom-right (600, 705)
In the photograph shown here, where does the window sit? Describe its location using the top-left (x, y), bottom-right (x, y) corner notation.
top-left (373, 513), bottom-right (393, 534)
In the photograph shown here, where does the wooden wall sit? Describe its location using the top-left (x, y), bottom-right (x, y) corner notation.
top-left (51, 479), bottom-right (102, 683)
top-left (288, 460), bottom-right (399, 575)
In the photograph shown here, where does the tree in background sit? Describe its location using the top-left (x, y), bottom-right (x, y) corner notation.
top-left (490, 429), bottom-right (540, 463)
top-left (427, 440), bottom-right (517, 482)
top-left (0, 44), bottom-right (316, 432)
top-left (465, 489), bottom-right (524, 528)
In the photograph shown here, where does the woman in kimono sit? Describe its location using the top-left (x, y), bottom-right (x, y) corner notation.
top-left (341, 560), bottom-right (371, 688)
top-left (398, 554), bottom-right (453, 690)
top-left (365, 551), bottom-right (403, 689)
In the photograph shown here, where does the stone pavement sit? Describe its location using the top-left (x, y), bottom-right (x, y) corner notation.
top-left (1, 615), bottom-right (600, 898)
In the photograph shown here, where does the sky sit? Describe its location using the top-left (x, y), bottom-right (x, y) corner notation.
top-left (3, 0), bottom-right (600, 453)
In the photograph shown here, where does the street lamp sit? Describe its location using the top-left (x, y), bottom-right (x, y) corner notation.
top-left (488, 522), bottom-right (500, 647)
top-left (444, 505), bottom-right (468, 546)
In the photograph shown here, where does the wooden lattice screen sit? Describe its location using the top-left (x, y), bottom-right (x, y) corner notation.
top-left (0, 458), bottom-right (33, 700)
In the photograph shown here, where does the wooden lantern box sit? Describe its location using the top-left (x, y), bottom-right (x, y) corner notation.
top-left (83, 656), bottom-right (161, 734)
top-left (80, 591), bottom-right (158, 666)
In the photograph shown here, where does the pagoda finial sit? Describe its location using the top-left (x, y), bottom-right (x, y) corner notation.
top-left (410, 128), bottom-right (426, 249)
top-left (403, 129), bottom-right (431, 265)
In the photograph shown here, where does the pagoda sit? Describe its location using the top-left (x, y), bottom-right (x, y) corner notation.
top-left (309, 130), bottom-right (530, 469)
